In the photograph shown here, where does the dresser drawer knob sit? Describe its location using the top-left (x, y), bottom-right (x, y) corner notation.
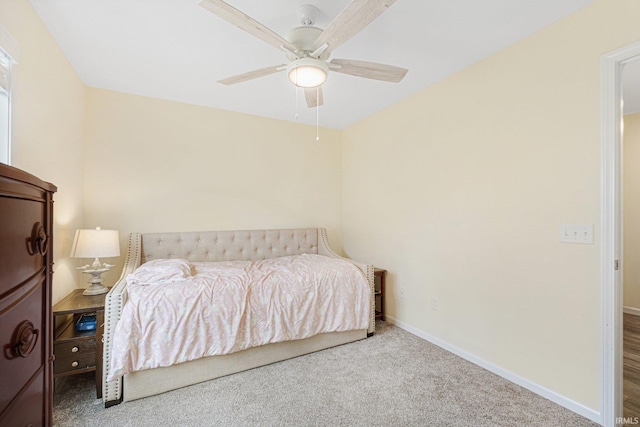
top-left (71, 346), bottom-right (79, 353)
top-left (71, 361), bottom-right (79, 367)
top-left (28, 222), bottom-right (49, 256)
top-left (11, 320), bottom-right (39, 358)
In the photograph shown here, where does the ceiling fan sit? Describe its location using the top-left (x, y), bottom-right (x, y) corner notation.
top-left (199, 0), bottom-right (408, 108)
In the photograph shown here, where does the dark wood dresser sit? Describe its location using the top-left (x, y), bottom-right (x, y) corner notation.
top-left (0, 164), bottom-right (56, 426)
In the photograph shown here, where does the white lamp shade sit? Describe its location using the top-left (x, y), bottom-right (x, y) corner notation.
top-left (70, 228), bottom-right (120, 258)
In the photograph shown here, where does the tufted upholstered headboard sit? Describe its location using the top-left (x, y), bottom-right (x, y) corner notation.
top-left (141, 228), bottom-right (320, 263)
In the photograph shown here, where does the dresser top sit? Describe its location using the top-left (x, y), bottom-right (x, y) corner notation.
top-left (0, 163), bottom-right (57, 192)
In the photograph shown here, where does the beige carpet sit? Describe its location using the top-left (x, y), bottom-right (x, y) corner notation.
top-left (54, 322), bottom-right (598, 426)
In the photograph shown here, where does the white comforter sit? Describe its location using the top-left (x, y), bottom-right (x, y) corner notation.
top-left (108, 254), bottom-right (370, 380)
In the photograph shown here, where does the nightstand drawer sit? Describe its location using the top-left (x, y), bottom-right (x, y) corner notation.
top-left (54, 351), bottom-right (96, 375)
top-left (55, 338), bottom-right (96, 359)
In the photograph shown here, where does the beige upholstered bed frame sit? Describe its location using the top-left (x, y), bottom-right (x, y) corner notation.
top-left (102, 227), bottom-right (375, 406)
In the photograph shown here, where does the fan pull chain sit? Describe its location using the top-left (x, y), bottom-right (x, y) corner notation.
top-left (294, 77), bottom-right (299, 120)
top-left (316, 87), bottom-right (320, 141)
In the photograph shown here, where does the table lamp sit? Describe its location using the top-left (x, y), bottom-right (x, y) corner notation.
top-left (70, 226), bottom-right (120, 295)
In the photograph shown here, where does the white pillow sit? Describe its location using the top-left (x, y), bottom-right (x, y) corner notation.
top-left (127, 258), bottom-right (192, 285)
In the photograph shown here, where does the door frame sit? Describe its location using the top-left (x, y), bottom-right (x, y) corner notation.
top-left (601, 40), bottom-right (640, 427)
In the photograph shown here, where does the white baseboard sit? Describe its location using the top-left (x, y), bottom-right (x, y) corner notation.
top-left (384, 315), bottom-right (601, 424)
top-left (624, 306), bottom-right (640, 317)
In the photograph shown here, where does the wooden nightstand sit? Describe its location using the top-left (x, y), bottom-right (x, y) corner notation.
top-left (53, 289), bottom-right (108, 398)
top-left (374, 268), bottom-right (386, 321)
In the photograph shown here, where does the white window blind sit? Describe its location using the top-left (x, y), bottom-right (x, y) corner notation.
top-left (0, 50), bottom-right (9, 93)
top-left (0, 49), bottom-right (11, 164)
top-left (0, 58), bottom-right (8, 92)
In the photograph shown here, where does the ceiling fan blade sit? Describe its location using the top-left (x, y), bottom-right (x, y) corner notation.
top-left (312, 0), bottom-right (398, 53)
top-left (304, 87), bottom-right (324, 108)
top-left (330, 59), bottom-right (408, 83)
top-left (200, 0), bottom-right (296, 52)
top-left (218, 65), bottom-right (286, 85)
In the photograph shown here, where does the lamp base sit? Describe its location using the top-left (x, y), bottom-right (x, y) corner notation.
top-left (78, 260), bottom-right (112, 296)
top-left (83, 284), bottom-right (109, 296)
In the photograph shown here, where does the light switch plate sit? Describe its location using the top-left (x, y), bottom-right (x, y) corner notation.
top-left (559, 224), bottom-right (594, 244)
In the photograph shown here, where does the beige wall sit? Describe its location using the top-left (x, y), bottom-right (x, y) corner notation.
top-left (0, 0), bottom-right (85, 303)
top-left (624, 113), bottom-right (640, 310)
top-left (83, 87), bottom-right (343, 284)
top-left (343, 0), bottom-right (640, 412)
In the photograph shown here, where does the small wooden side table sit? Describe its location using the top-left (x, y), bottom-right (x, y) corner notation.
top-left (374, 268), bottom-right (387, 321)
top-left (53, 289), bottom-right (108, 398)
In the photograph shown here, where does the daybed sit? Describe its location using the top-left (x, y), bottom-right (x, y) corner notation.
top-left (102, 227), bottom-right (375, 406)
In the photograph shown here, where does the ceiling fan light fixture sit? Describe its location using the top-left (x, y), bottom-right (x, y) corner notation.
top-left (287, 58), bottom-right (328, 88)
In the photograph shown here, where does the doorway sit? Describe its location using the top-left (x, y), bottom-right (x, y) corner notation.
top-left (602, 40), bottom-right (640, 427)
top-left (621, 59), bottom-right (640, 420)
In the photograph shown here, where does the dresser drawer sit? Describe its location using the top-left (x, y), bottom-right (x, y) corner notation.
top-left (54, 351), bottom-right (96, 375)
top-left (0, 196), bottom-right (47, 296)
top-left (0, 282), bottom-right (45, 414)
top-left (0, 368), bottom-right (45, 427)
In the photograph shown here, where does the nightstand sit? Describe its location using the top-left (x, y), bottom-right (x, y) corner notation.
top-left (374, 268), bottom-right (386, 321)
top-left (53, 289), bottom-right (108, 398)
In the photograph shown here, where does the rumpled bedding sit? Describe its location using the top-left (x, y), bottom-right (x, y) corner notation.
top-left (108, 254), bottom-right (369, 380)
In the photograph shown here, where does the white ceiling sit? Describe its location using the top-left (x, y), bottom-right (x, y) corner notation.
top-left (29, 0), bottom-right (594, 129)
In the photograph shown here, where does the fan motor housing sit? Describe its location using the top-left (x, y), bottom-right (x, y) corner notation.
top-left (286, 26), bottom-right (325, 57)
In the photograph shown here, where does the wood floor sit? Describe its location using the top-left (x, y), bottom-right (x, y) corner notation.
top-left (624, 313), bottom-right (640, 417)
